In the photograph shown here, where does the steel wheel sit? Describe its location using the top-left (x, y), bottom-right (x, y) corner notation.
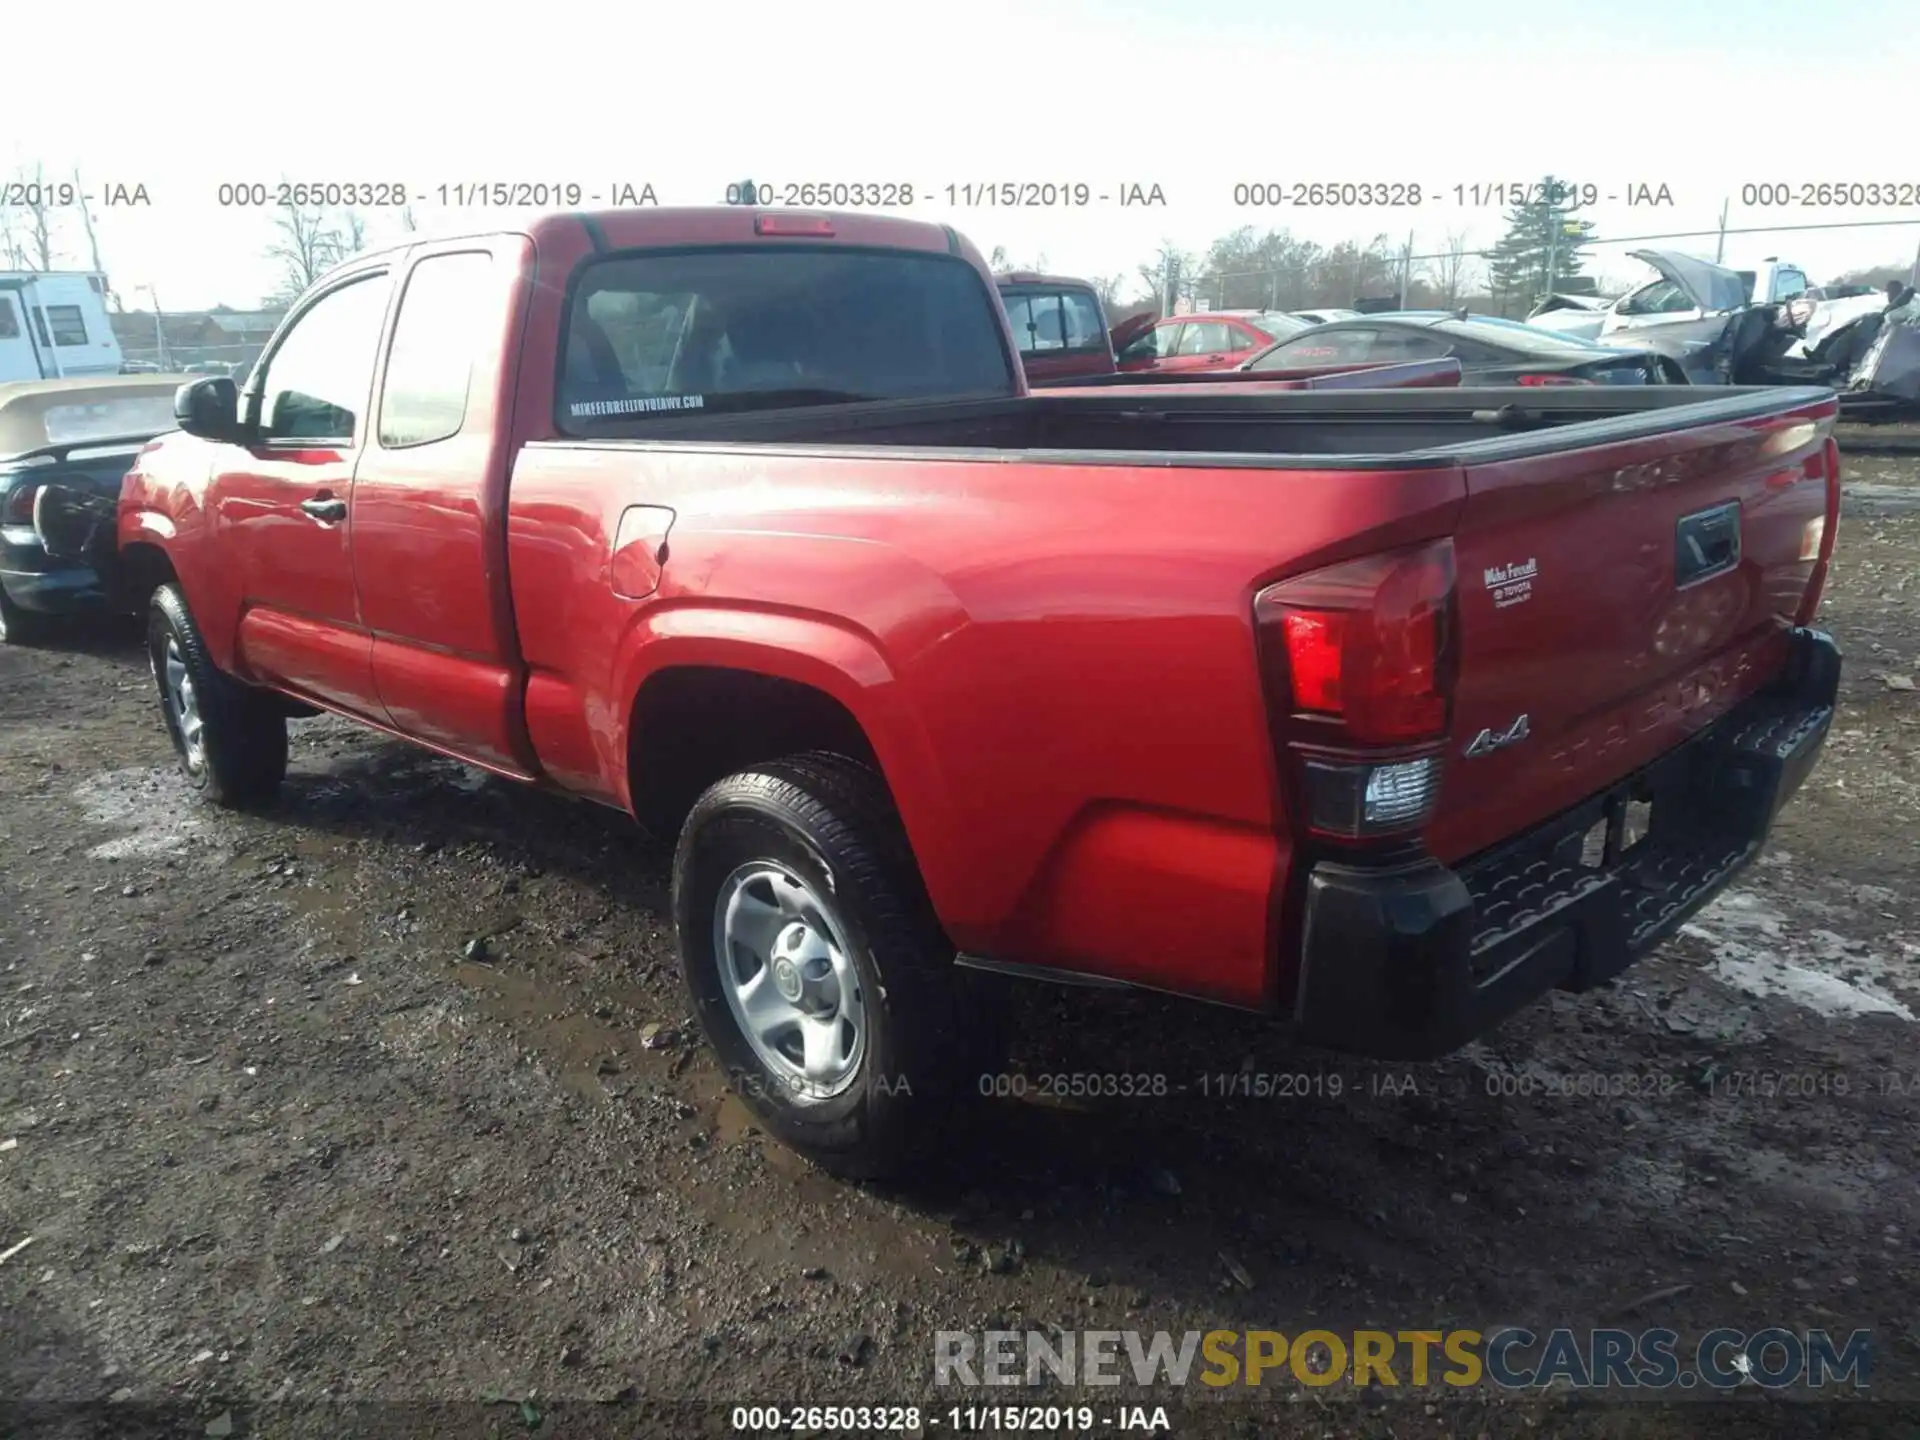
top-left (161, 635), bottom-right (206, 772)
top-left (713, 861), bottom-right (867, 1104)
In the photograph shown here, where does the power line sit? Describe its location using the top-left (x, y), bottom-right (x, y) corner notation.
top-left (1206, 215), bottom-right (1920, 282)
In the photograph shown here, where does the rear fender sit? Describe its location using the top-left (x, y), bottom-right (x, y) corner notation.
top-left (607, 605), bottom-right (960, 911)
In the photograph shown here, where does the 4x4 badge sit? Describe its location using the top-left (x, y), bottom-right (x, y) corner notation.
top-left (1465, 713), bottom-right (1530, 758)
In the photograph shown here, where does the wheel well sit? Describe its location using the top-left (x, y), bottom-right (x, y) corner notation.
top-left (116, 542), bottom-right (177, 613)
top-left (627, 666), bottom-right (882, 841)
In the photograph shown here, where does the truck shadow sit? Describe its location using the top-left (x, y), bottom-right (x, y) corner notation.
top-left (270, 730), bottom-right (1730, 1335)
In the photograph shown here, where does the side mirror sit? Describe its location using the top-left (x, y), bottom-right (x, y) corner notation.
top-left (174, 375), bottom-right (247, 444)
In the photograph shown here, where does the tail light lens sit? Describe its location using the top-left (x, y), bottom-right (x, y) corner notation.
top-left (1256, 539), bottom-right (1458, 744)
top-left (1796, 436), bottom-right (1841, 625)
top-left (1514, 373), bottom-right (1592, 386)
top-left (754, 213), bottom-right (836, 236)
top-left (2, 482), bottom-right (40, 527)
top-left (1255, 539), bottom-right (1459, 841)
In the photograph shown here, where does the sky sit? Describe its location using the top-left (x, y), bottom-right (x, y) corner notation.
top-left (5, 0), bottom-right (1917, 311)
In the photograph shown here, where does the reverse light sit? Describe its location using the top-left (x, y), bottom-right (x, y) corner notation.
top-left (754, 213), bottom-right (836, 237)
top-left (1299, 755), bottom-right (1445, 840)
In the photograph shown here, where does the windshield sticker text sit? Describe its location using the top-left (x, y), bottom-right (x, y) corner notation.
top-left (570, 395), bottom-right (705, 418)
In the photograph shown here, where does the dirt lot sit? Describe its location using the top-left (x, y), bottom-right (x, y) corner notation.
top-left (4, 454), bottom-right (1920, 1440)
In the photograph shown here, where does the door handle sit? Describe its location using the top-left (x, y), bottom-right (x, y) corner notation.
top-left (299, 496), bottom-right (347, 523)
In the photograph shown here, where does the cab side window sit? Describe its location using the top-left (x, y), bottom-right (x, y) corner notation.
top-left (258, 275), bottom-right (390, 442)
top-left (379, 253), bottom-right (494, 448)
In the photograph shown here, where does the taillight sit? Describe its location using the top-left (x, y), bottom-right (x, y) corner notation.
top-left (1514, 373), bottom-right (1592, 386)
top-left (1796, 436), bottom-right (1841, 625)
top-left (1255, 539), bottom-right (1459, 842)
top-left (754, 213), bottom-right (835, 237)
top-left (2, 482), bottom-right (39, 527)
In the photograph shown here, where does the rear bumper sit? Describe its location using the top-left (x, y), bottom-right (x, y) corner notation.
top-left (0, 534), bottom-right (109, 615)
top-left (1292, 626), bottom-right (1840, 1060)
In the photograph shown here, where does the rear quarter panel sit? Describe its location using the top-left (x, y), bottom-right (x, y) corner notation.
top-left (507, 441), bottom-right (1465, 1006)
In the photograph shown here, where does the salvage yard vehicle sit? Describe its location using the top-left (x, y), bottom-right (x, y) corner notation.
top-left (995, 272), bottom-right (1119, 383)
top-left (1240, 313), bottom-right (1690, 385)
top-left (1524, 293), bottom-right (1616, 341)
top-left (1116, 310), bottom-right (1309, 374)
top-left (0, 376), bottom-right (185, 644)
top-left (1591, 251), bottom-right (1817, 385)
top-left (117, 205), bottom-right (1842, 1177)
top-left (0, 272), bottom-right (125, 382)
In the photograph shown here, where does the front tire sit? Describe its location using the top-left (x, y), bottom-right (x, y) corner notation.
top-left (673, 752), bottom-right (1000, 1179)
top-left (147, 583), bottom-right (288, 808)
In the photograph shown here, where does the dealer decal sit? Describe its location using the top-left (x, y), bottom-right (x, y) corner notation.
top-left (570, 394), bottom-right (706, 417)
top-left (1483, 557), bottom-right (1537, 609)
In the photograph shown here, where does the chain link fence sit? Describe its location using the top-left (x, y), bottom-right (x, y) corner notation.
top-left (1194, 216), bottom-right (1920, 315)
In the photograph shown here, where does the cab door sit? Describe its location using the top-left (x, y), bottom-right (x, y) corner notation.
top-left (211, 266), bottom-right (395, 717)
top-left (352, 239), bottom-right (539, 776)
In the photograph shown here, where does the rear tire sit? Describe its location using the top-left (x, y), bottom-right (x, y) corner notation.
top-left (147, 583), bottom-right (288, 808)
top-left (672, 752), bottom-right (1003, 1179)
top-left (0, 586), bottom-right (49, 646)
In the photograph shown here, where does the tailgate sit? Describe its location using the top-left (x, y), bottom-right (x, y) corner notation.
top-left (1426, 396), bottom-right (1838, 864)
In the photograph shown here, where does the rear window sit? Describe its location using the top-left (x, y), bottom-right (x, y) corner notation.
top-left (41, 396), bottom-right (179, 445)
top-left (559, 248), bottom-right (1016, 427)
top-left (1000, 287), bottom-right (1109, 357)
top-left (1247, 329), bottom-right (1377, 369)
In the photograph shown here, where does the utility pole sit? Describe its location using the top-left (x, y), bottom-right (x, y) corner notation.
top-left (1398, 229), bottom-right (1414, 308)
top-left (1715, 198), bottom-right (1730, 263)
top-left (136, 284), bottom-right (166, 369)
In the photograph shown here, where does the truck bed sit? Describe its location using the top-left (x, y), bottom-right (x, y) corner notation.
top-left (548, 384), bottom-right (1837, 463)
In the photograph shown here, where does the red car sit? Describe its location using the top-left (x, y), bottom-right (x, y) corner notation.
top-left (1117, 309), bottom-right (1311, 374)
top-left (995, 272), bottom-right (1118, 383)
top-left (119, 205), bottom-right (1840, 1177)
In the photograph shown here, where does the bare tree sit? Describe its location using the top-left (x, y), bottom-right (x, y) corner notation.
top-left (986, 244), bottom-right (1048, 275)
top-left (1090, 274), bottom-right (1127, 307)
top-left (0, 210), bottom-right (27, 270)
top-left (267, 203), bottom-right (338, 298)
top-left (5, 164), bottom-right (61, 270)
top-left (71, 169), bottom-right (113, 304)
top-left (1424, 229), bottom-right (1478, 307)
top-left (266, 203), bottom-right (372, 300)
top-left (397, 204), bottom-right (420, 234)
top-left (337, 209), bottom-right (368, 257)
top-left (1135, 241), bottom-right (1197, 309)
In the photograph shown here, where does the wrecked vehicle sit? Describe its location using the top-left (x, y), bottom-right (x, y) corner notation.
top-left (1581, 250), bottom-right (1816, 386)
top-left (117, 204), bottom-right (1843, 1178)
top-left (1525, 293), bottom-right (1616, 342)
top-left (0, 376), bottom-right (184, 644)
top-left (1579, 254), bottom-right (1916, 414)
top-left (1776, 302), bottom-right (1920, 420)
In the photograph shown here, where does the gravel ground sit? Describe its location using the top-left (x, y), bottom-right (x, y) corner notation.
top-left (4, 455), bottom-right (1920, 1440)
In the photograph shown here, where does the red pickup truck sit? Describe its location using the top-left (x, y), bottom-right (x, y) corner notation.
top-left (118, 206), bottom-right (1842, 1177)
